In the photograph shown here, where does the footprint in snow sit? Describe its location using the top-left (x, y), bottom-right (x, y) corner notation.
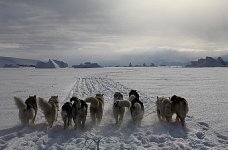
top-left (198, 122), bottom-right (209, 131)
top-left (196, 131), bottom-right (205, 139)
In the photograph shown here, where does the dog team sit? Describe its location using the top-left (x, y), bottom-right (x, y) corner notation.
top-left (14, 90), bottom-right (188, 129)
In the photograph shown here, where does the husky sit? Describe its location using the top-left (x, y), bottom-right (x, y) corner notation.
top-left (113, 92), bottom-right (131, 125)
top-left (156, 96), bottom-right (173, 122)
top-left (129, 90), bottom-right (144, 126)
top-left (38, 96), bottom-right (59, 128)
top-left (61, 102), bottom-right (73, 129)
top-left (70, 97), bottom-right (88, 129)
top-left (85, 94), bottom-right (104, 125)
top-left (170, 95), bottom-right (189, 126)
top-left (14, 95), bottom-right (37, 126)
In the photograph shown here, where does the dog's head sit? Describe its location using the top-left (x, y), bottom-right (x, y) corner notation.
top-left (62, 102), bottom-right (72, 112)
top-left (170, 95), bottom-right (177, 102)
top-left (171, 95), bottom-right (186, 105)
top-left (70, 96), bottom-right (81, 109)
top-left (114, 92), bottom-right (123, 101)
top-left (129, 90), bottom-right (139, 99)
top-left (64, 102), bottom-right (72, 107)
top-left (95, 93), bottom-right (104, 100)
top-left (26, 95), bottom-right (37, 103)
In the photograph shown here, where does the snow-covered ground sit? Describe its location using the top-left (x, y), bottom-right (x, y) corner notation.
top-left (0, 67), bottom-right (227, 149)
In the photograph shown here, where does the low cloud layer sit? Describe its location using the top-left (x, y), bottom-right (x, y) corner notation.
top-left (0, 0), bottom-right (228, 65)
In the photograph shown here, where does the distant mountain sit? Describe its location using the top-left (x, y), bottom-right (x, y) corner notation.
top-left (35, 59), bottom-right (68, 68)
top-left (72, 62), bottom-right (102, 68)
top-left (221, 55), bottom-right (228, 64)
top-left (186, 56), bottom-right (227, 67)
top-left (0, 56), bottom-right (39, 68)
top-left (221, 55), bottom-right (228, 60)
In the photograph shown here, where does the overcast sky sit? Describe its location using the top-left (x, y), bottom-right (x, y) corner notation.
top-left (0, 0), bottom-right (228, 65)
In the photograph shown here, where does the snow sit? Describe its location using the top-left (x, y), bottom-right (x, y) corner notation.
top-left (0, 67), bottom-right (227, 149)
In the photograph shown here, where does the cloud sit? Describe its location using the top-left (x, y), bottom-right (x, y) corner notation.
top-left (0, 0), bottom-right (228, 65)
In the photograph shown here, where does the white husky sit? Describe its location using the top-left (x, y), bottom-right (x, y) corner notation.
top-left (14, 95), bottom-right (37, 126)
top-left (156, 96), bottom-right (173, 122)
top-left (113, 92), bottom-right (131, 125)
top-left (85, 94), bottom-right (104, 125)
top-left (38, 96), bottom-right (59, 128)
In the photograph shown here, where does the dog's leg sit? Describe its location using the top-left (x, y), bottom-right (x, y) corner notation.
top-left (114, 112), bottom-right (118, 124)
top-left (47, 117), bottom-right (53, 128)
top-left (32, 110), bottom-right (37, 124)
top-left (25, 116), bottom-right (29, 127)
top-left (97, 112), bottom-right (103, 125)
top-left (67, 116), bottom-right (72, 128)
top-left (179, 116), bottom-right (185, 126)
top-left (91, 112), bottom-right (96, 125)
top-left (166, 116), bottom-right (171, 122)
top-left (49, 121), bottom-right (53, 128)
top-left (81, 118), bottom-right (86, 129)
top-left (73, 117), bottom-right (77, 129)
top-left (119, 112), bottom-right (124, 125)
top-left (157, 109), bottom-right (161, 120)
top-left (63, 117), bottom-right (67, 129)
top-left (90, 107), bottom-right (96, 125)
top-left (176, 114), bottom-right (181, 122)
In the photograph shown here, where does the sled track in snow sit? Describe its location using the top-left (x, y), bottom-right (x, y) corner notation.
top-left (0, 76), bottom-right (227, 149)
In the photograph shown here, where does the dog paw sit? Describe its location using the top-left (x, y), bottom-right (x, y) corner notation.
top-left (197, 122), bottom-right (209, 131)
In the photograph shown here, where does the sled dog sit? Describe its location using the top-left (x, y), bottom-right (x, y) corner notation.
top-left (14, 95), bottom-right (37, 126)
top-left (70, 97), bottom-right (88, 129)
top-left (85, 94), bottom-right (104, 125)
top-left (38, 96), bottom-right (59, 128)
top-left (61, 102), bottom-right (73, 129)
top-left (129, 90), bottom-right (144, 126)
top-left (113, 92), bottom-right (131, 125)
top-left (170, 95), bottom-right (189, 126)
top-left (156, 96), bottom-right (173, 122)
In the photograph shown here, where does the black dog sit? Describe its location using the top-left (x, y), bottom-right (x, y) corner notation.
top-left (70, 97), bottom-right (88, 129)
top-left (129, 90), bottom-right (144, 113)
top-left (170, 95), bottom-right (189, 126)
top-left (61, 102), bottom-right (73, 129)
top-left (129, 90), bottom-right (144, 126)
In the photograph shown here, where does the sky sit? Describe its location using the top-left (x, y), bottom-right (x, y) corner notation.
top-left (0, 0), bottom-right (228, 65)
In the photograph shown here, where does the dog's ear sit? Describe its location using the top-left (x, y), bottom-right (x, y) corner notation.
top-left (157, 96), bottom-right (158, 99)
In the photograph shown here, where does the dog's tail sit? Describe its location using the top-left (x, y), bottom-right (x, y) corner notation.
top-left (38, 97), bottom-right (52, 114)
top-left (14, 96), bottom-right (27, 110)
top-left (115, 100), bottom-right (131, 108)
top-left (84, 97), bottom-right (99, 108)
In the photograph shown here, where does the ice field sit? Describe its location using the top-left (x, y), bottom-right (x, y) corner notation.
top-left (0, 67), bottom-right (227, 149)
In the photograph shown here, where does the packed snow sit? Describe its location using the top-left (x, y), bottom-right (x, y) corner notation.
top-left (0, 67), bottom-right (227, 149)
